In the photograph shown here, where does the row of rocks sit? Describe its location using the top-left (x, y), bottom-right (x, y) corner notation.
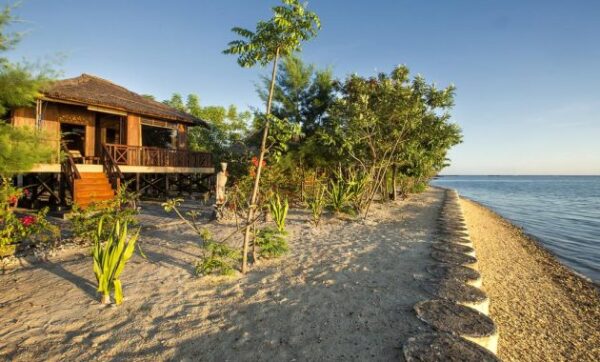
top-left (403, 189), bottom-right (501, 361)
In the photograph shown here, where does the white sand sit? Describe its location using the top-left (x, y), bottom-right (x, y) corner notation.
top-left (0, 188), bottom-right (445, 361)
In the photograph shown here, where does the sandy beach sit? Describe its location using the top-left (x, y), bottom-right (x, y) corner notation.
top-left (2, 188), bottom-right (599, 361)
top-left (461, 198), bottom-right (600, 361)
top-left (0, 188), bottom-right (445, 361)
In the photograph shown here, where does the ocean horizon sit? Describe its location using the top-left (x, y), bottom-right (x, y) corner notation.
top-left (431, 175), bottom-right (600, 283)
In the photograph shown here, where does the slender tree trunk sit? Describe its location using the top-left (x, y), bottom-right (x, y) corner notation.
top-left (241, 47), bottom-right (280, 274)
top-left (391, 165), bottom-right (397, 201)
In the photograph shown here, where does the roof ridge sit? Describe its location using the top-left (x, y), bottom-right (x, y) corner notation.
top-left (79, 73), bottom-right (178, 111)
top-left (80, 73), bottom-right (136, 93)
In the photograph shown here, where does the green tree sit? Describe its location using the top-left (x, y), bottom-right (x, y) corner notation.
top-left (223, 0), bottom-right (320, 273)
top-left (322, 65), bottom-right (461, 217)
top-left (259, 54), bottom-right (334, 138)
top-left (162, 93), bottom-right (186, 112)
top-left (0, 4), bottom-right (54, 177)
top-left (163, 93), bottom-right (252, 178)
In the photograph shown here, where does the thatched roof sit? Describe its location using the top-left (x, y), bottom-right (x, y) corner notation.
top-left (42, 74), bottom-right (206, 126)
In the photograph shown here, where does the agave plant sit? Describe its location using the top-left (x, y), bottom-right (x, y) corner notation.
top-left (327, 179), bottom-right (353, 213)
top-left (92, 217), bottom-right (139, 305)
top-left (269, 193), bottom-right (289, 233)
top-left (308, 186), bottom-right (326, 227)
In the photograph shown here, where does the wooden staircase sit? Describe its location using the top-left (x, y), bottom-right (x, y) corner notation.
top-left (73, 172), bottom-right (115, 208)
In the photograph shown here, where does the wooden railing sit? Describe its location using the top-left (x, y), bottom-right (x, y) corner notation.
top-left (103, 144), bottom-right (212, 168)
top-left (101, 144), bottom-right (123, 191)
top-left (60, 141), bottom-right (81, 188)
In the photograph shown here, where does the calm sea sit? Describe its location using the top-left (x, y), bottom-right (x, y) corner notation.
top-left (431, 176), bottom-right (600, 283)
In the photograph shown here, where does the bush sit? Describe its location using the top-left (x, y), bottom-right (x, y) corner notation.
top-left (71, 183), bottom-right (138, 242)
top-left (1, 179), bottom-right (59, 253)
top-left (327, 179), bottom-right (353, 214)
top-left (254, 227), bottom-right (288, 259)
top-left (196, 241), bottom-right (241, 276)
top-left (92, 217), bottom-right (139, 305)
top-left (195, 229), bottom-right (241, 276)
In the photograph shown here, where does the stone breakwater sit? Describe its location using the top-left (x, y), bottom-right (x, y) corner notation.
top-left (403, 189), bottom-right (501, 361)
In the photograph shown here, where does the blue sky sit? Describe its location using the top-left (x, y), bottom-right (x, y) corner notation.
top-left (6, 0), bottom-right (600, 175)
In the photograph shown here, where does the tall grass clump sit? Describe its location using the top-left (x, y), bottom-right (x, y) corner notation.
top-left (269, 193), bottom-right (289, 232)
top-left (308, 186), bottom-right (326, 227)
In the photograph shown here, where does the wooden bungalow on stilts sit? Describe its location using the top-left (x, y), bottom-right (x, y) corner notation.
top-left (9, 73), bottom-right (214, 208)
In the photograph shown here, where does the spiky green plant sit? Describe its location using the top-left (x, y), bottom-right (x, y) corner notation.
top-left (327, 179), bottom-right (353, 213)
top-left (269, 193), bottom-right (289, 232)
top-left (346, 171), bottom-right (370, 212)
top-left (308, 186), bottom-right (326, 227)
top-left (254, 227), bottom-right (288, 258)
top-left (92, 217), bottom-right (139, 305)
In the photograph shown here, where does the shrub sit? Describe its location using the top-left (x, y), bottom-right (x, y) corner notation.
top-left (346, 171), bottom-right (370, 212)
top-left (268, 193), bottom-right (289, 232)
top-left (92, 217), bottom-right (139, 305)
top-left (72, 183), bottom-right (138, 242)
top-left (327, 179), bottom-right (353, 213)
top-left (163, 200), bottom-right (241, 276)
top-left (196, 240), bottom-right (241, 276)
top-left (1, 180), bottom-right (59, 253)
top-left (254, 227), bottom-right (288, 259)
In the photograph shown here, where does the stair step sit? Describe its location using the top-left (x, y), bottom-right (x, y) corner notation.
top-left (79, 172), bottom-right (109, 179)
top-left (77, 180), bottom-right (110, 186)
top-left (75, 193), bottom-right (114, 204)
top-left (74, 184), bottom-right (113, 192)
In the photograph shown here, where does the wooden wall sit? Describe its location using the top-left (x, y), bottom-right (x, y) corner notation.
top-left (12, 107), bottom-right (36, 128)
top-left (127, 114), bottom-right (141, 146)
top-left (11, 105), bottom-right (61, 161)
top-left (11, 102), bottom-right (191, 160)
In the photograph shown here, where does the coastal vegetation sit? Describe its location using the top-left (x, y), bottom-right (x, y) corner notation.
top-left (156, 0), bottom-right (462, 275)
top-left (92, 217), bottom-right (139, 305)
top-left (2, 0), bottom-right (460, 291)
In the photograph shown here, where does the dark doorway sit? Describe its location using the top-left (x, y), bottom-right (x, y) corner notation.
top-left (61, 123), bottom-right (86, 156)
top-left (96, 114), bottom-right (124, 156)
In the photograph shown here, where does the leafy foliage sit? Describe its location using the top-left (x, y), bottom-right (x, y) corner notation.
top-left (223, 0), bottom-right (320, 67)
top-left (195, 229), bottom-right (240, 276)
top-left (320, 65), bottom-right (462, 216)
top-left (0, 178), bottom-right (58, 251)
top-left (92, 217), bottom-right (140, 305)
top-left (71, 183), bottom-right (139, 242)
top-left (224, 0), bottom-right (321, 273)
top-left (254, 227), bottom-right (288, 259)
top-left (0, 122), bottom-right (54, 177)
top-left (0, 5), bottom-right (56, 176)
